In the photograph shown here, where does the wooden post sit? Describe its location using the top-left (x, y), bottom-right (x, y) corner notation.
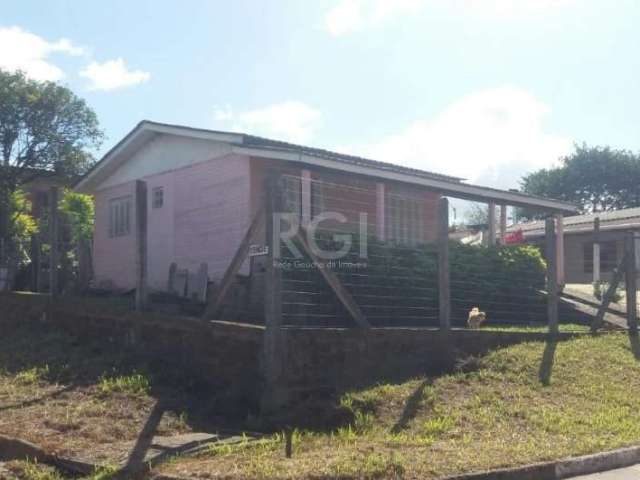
top-left (438, 197), bottom-right (450, 330)
top-left (49, 187), bottom-right (59, 297)
top-left (555, 213), bottom-right (565, 287)
top-left (625, 232), bottom-right (638, 336)
top-left (487, 202), bottom-right (496, 246)
top-left (77, 238), bottom-right (91, 294)
top-left (545, 217), bottom-right (559, 334)
top-left (262, 172), bottom-right (286, 411)
top-left (593, 217), bottom-right (601, 283)
top-left (30, 234), bottom-right (41, 292)
top-left (499, 204), bottom-right (507, 245)
top-left (135, 180), bottom-right (148, 311)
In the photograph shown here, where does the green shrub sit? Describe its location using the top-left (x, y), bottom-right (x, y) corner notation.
top-left (281, 232), bottom-right (547, 326)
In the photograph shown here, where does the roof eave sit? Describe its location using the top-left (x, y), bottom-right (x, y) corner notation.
top-left (233, 145), bottom-right (578, 214)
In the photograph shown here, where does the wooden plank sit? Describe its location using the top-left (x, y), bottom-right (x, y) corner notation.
top-left (592, 254), bottom-right (627, 332)
top-left (135, 180), bottom-right (148, 311)
top-left (545, 217), bottom-right (559, 334)
top-left (626, 232), bottom-right (638, 336)
top-left (294, 227), bottom-right (369, 328)
top-left (49, 187), bottom-right (59, 297)
top-left (438, 197), bottom-right (451, 330)
top-left (202, 206), bottom-right (265, 318)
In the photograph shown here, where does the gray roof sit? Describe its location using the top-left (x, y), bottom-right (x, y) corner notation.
top-left (510, 207), bottom-right (640, 237)
top-left (240, 133), bottom-right (463, 183)
top-left (76, 120), bottom-right (578, 213)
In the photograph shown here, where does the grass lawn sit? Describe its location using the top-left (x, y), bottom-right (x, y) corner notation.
top-left (157, 332), bottom-right (640, 480)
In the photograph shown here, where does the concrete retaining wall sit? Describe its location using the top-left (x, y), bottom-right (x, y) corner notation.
top-left (0, 293), bottom-right (579, 412)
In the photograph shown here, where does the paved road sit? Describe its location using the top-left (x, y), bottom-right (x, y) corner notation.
top-left (570, 464), bottom-right (640, 479)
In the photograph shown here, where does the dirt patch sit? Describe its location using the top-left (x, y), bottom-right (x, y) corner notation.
top-left (0, 323), bottom-right (248, 472)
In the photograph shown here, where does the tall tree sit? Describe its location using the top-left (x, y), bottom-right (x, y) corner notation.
top-left (519, 144), bottom-right (640, 219)
top-left (0, 69), bottom-right (103, 263)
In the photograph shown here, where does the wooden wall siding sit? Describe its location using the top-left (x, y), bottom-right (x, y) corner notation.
top-left (93, 181), bottom-right (137, 289)
top-left (93, 153), bottom-right (251, 290)
top-left (145, 170), bottom-right (175, 290)
top-left (172, 153), bottom-right (251, 281)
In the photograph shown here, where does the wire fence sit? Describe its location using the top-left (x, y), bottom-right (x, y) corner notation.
top-left (272, 173), bottom-right (558, 328)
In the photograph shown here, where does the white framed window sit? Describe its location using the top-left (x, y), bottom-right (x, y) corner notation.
top-left (311, 181), bottom-right (326, 218)
top-left (109, 196), bottom-right (132, 238)
top-left (282, 176), bottom-right (302, 218)
top-left (152, 186), bottom-right (164, 209)
top-left (385, 194), bottom-right (424, 246)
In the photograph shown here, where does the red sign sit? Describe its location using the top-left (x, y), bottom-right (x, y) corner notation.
top-left (504, 230), bottom-right (524, 244)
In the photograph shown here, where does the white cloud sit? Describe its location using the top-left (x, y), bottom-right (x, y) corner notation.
top-left (0, 26), bottom-right (84, 81)
top-left (79, 58), bottom-right (150, 91)
top-left (323, 0), bottom-right (575, 36)
top-left (355, 86), bottom-right (572, 189)
top-left (214, 101), bottom-right (322, 143)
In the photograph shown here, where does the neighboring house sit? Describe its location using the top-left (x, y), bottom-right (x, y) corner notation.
top-left (20, 169), bottom-right (74, 219)
top-left (75, 121), bottom-right (575, 293)
top-left (509, 208), bottom-right (640, 284)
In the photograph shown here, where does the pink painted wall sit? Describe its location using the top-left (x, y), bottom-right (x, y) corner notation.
top-left (93, 148), bottom-right (439, 291)
top-left (93, 153), bottom-right (250, 290)
top-left (93, 181), bottom-right (137, 289)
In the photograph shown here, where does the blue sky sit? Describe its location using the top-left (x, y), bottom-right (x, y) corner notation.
top-left (2, 0), bottom-right (639, 189)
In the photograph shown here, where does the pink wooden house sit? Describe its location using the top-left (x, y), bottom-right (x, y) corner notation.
top-left (75, 121), bottom-right (575, 294)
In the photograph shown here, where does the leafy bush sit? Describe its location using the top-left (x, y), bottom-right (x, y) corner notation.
top-left (281, 231), bottom-right (547, 326)
top-left (58, 189), bottom-right (94, 243)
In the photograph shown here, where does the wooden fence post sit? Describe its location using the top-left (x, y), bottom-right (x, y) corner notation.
top-left (262, 172), bottom-right (286, 411)
top-left (555, 213), bottom-right (565, 287)
top-left (77, 238), bottom-right (91, 293)
top-left (593, 217), bottom-right (601, 283)
top-left (625, 232), bottom-right (638, 336)
top-left (438, 197), bottom-right (451, 330)
top-left (30, 234), bottom-right (41, 292)
top-left (499, 204), bottom-right (507, 245)
top-left (487, 202), bottom-right (496, 246)
top-left (135, 180), bottom-right (148, 311)
top-left (49, 187), bottom-right (59, 297)
top-left (545, 217), bottom-right (559, 334)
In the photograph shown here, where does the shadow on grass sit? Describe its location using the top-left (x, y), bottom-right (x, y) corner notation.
top-left (0, 384), bottom-right (76, 413)
top-left (629, 333), bottom-right (640, 361)
top-left (538, 337), bottom-right (557, 387)
top-left (120, 400), bottom-right (166, 475)
top-left (391, 379), bottom-right (432, 434)
top-left (0, 324), bottom-right (245, 448)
